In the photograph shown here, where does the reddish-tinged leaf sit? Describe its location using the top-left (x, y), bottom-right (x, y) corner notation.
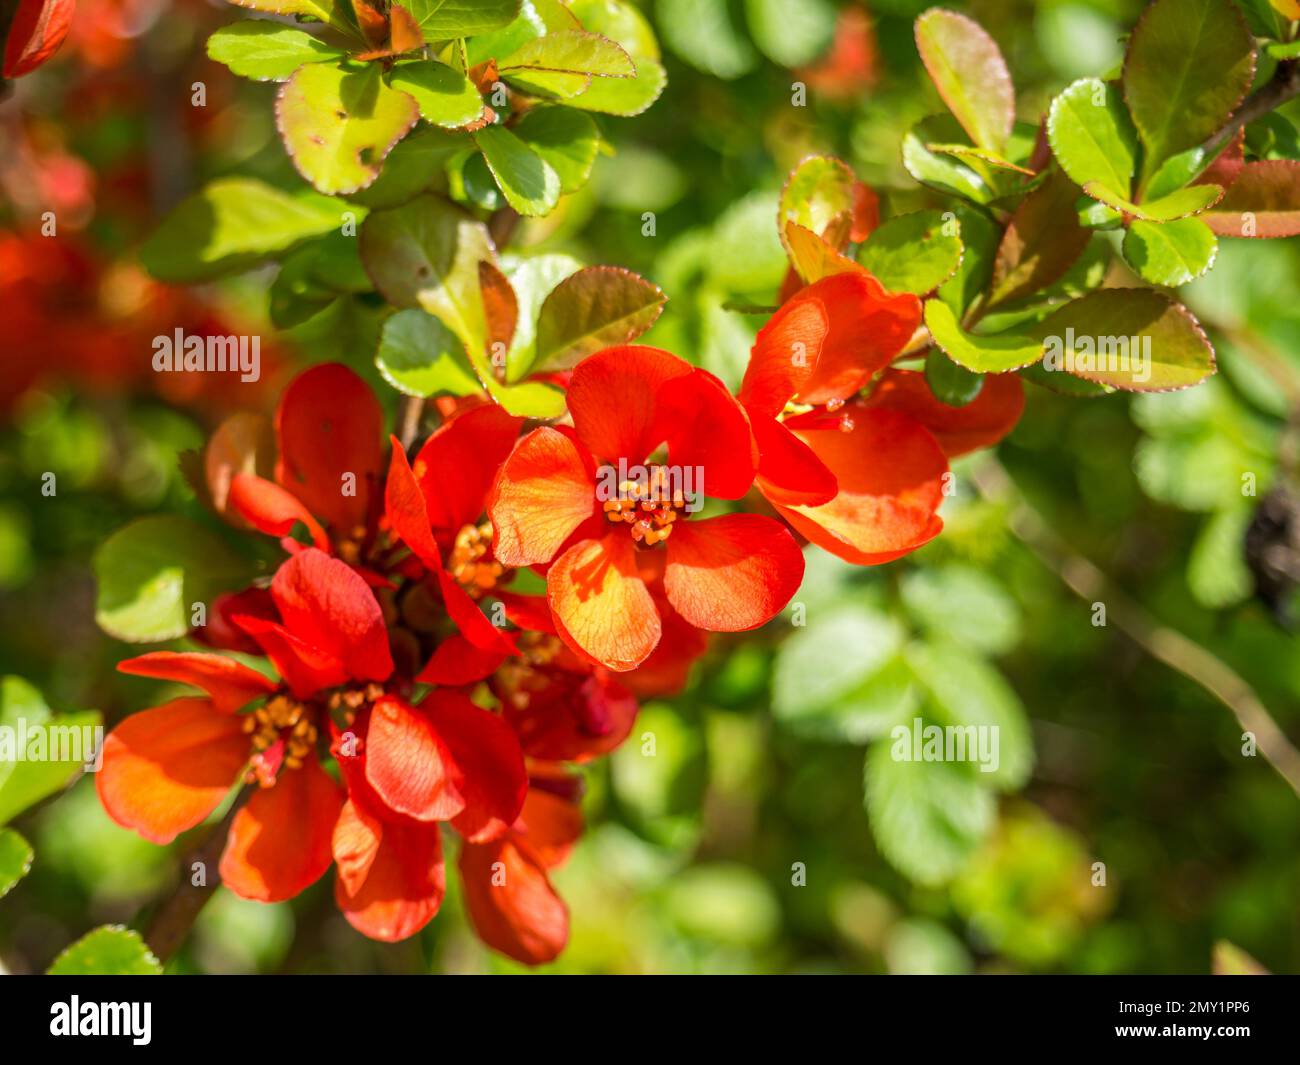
top-left (479, 260), bottom-right (518, 367)
top-left (989, 169), bottom-right (1091, 307)
top-left (779, 155), bottom-right (858, 260)
top-left (530, 266), bottom-right (666, 375)
top-left (914, 8), bottom-right (1015, 152)
top-left (1203, 161), bottom-right (1300, 238)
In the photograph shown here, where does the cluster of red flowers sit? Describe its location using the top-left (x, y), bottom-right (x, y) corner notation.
top-left (97, 226), bottom-right (1023, 964)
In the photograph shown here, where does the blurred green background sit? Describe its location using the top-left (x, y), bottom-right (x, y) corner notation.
top-left (3, 0), bottom-right (1300, 974)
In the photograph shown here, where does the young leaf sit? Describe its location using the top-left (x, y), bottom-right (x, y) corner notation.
top-left (1202, 160), bottom-right (1300, 237)
top-left (473, 125), bottom-right (562, 216)
top-left (924, 299), bottom-right (1041, 374)
top-left (1082, 181), bottom-right (1223, 222)
top-left (531, 266), bottom-right (666, 373)
top-left (403, 0), bottom-right (522, 41)
top-left (375, 308), bottom-right (481, 397)
top-left (857, 211), bottom-right (963, 296)
top-left (513, 106), bottom-right (600, 193)
top-left (94, 517), bottom-right (254, 643)
top-left (779, 154), bottom-right (857, 257)
top-left (276, 62), bottom-right (420, 195)
top-left (499, 29), bottom-right (634, 96)
top-left (0, 829), bottom-right (33, 900)
top-left (359, 194), bottom-right (497, 363)
top-left (139, 178), bottom-right (352, 283)
top-left (388, 60), bottom-right (485, 128)
top-left (914, 8), bottom-right (1014, 152)
top-left (48, 926), bottom-right (163, 976)
top-left (1122, 218), bottom-right (1218, 286)
top-left (1034, 288), bottom-right (1215, 391)
top-left (988, 170), bottom-right (1091, 307)
top-left (865, 739), bottom-right (995, 886)
top-left (1122, 0), bottom-right (1255, 181)
top-left (207, 21), bottom-right (344, 82)
top-left (902, 115), bottom-right (997, 205)
top-left (1046, 78), bottom-right (1138, 198)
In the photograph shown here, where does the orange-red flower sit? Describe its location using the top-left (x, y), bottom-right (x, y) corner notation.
top-left (487, 346), bottom-right (805, 671)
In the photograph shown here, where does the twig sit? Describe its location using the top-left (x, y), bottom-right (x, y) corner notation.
top-left (972, 459), bottom-right (1300, 800)
top-left (144, 787), bottom-right (251, 962)
top-left (1201, 59), bottom-right (1300, 160)
top-left (396, 395), bottom-right (425, 451)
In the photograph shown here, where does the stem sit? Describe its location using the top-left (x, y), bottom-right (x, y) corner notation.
top-left (144, 787), bottom-right (251, 963)
top-left (972, 459), bottom-right (1300, 801)
top-left (395, 394), bottom-right (425, 451)
top-left (1201, 59), bottom-right (1300, 159)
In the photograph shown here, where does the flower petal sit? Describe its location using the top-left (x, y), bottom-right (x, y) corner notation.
top-left (384, 436), bottom-right (440, 570)
top-left (364, 696), bottom-right (464, 822)
top-left (459, 836), bottom-right (568, 965)
top-left (515, 789), bottom-right (583, 868)
top-left (488, 427), bottom-right (597, 567)
top-left (206, 412), bottom-right (274, 521)
top-left (664, 514), bottom-right (804, 631)
top-left (547, 534), bottom-right (661, 671)
top-left (566, 345), bottom-right (692, 462)
top-left (502, 668), bottom-right (638, 762)
top-left (624, 601), bottom-right (709, 697)
top-left (276, 363), bottom-right (384, 532)
top-left (417, 635), bottom-right (510, 686)
top-left (864, 368), bottom-right (1025, 457)
top-left (335, 811), bottom-right (445, 942)
top-left (750, 414), bottom-right (838, 507)
top-left (332, 797), bottom-right (381, 898)
top-left (96, 697), bottom-right (248, 845)
top-left (412, 403), bottom-right (523, 540)
top-left (740, 297), bottom-right (828, 417)
top-left (229, 472), bottom-right (330, 551)
top-left (219, 756), bottom-right (342, 903)
top-left (773, 404), bottom-right (947, 563)
top-left (270, 548), bottom-right (394, 685)
top-left (425, 691), bottom-right (527, 844)
top-left (117, 652), bottom-right (276, 715)
top-left (658, 369), bottom-right (758, 500)
top-left (229, 616), bottom-right (349, 700)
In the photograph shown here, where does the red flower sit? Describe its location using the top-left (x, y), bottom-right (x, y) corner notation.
top-left (222, 364), bottom-right (384, 559)
top-left (487, 346), bottom-right (805, 671)
top-left (740, 273), bottom-right (954, 563)
top-left (862, 368), bottom-right (1025, 459)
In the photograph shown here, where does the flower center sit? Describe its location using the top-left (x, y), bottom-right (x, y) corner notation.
top-left (601, 466), bottom-right (686, 546)
top-left (450, 521), bottom-right (504, 595)
top-left (242, 693), bottom-right (318, 785)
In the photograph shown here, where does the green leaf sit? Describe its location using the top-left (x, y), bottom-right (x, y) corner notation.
top-left (924, 299), bottom-right (1041, 373)
top-left (0, 828), bottom-right (32, 899)
top-left (904, 641), bottom-right (1033, 790)
top-left (139, 178), bottom-right (351, 283)
top-left (857, 210), bottom-right (963, 296)
top-left (772, 604), bottom-right (911, 743)
top-left (1203, 160), bottom-right (1300, 238)
top-left (404, 0), bottom-right (521, 40)
top-left (938, 204), bottom-right (999, 315)
top-left (1123, 217), bottom-right (1218, 286)
top-left (48, 926), bottom-right (163, 976)
top-left (1034, 288), bottom-right (1215, 391)
top-left (1123, 0), bottom-right (1255, 180)
top-left (347, 126), bottom-right (466, 210)
top-left (1212, 940), bottom-right (1270, 976)
top-left (375, 308), bottom-right (481, 398)
top-left (206, 20), bottom-right (343, 81)
top-left (865, 740), bottom-right (995, 886)
top-left (473, 125), bottom-right (561, 216)
top-left (0, 675), bottom-right (101, 826)
top-left (94, 516), bottom-right (253, 643)
top-left (1188, 506), bottom-right (1253, 608)
top-left (563, 0), bottom-right (664, 114)
top-left (925, 347), bottom-right (983, 407)
top-left (228, 0), bottom-right (355, 33)
top-left (914, 8), bottom-right (1015, 152)
top-left (902, 115), bottom-right (996, 205)
top-left (277, 62), bottom-right (420, 195)
top-left (901, 565), bottom-right (1022, 656)
top-left (388, 60), bottom-right (484, 128)
top-left (531, 266), bottom-right (665, 374)
top-left (1145, 144), bottom-right (1214, 202)
top-left (778, 154), bottom-right (857, 258)
top-left (484, 377), bottom-right (566, 418)
top-left (502, 252), bottom-right (584, 381)
top-left (513, 106), bottom-right (599, 193)
top-left (745, 0), bottom-right (835, 68)
top-left (1082, 181), bottom-right (1223, 222)
top-left (499, 29), bottom-right (635, 96)
top-left (565, 56), bottom-right (665, 114)
top-left (1046, 78), bottom-right (1138, 198)
top-left (359, 194), bottom-right (497, 367)
top-left (658, 0), bottom-right (756, 80)
top-left (989, 169), bottom-right (1092, 307)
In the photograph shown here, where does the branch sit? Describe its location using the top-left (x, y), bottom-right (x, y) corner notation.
top-left (1201, 59), bottom-right (1300, 159)
top-left (144, 787), bottom-right (251, 962)
top-left (972, 460), bottom-right (1300, 800)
